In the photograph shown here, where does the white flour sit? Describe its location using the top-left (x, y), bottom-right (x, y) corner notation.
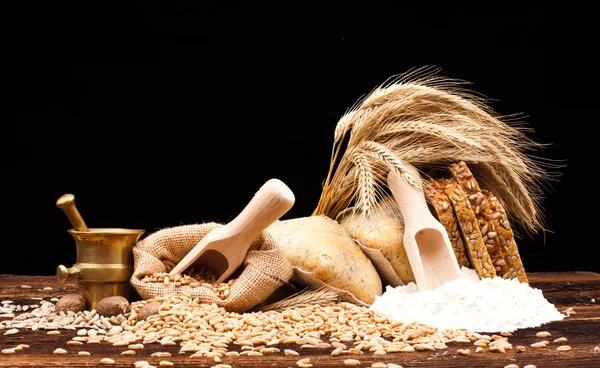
top-left (369, 267), bottom-right (565, 333)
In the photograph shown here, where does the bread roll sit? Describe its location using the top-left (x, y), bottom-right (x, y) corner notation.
top-left (267, 215), bottom-right (382, 305)
top-left (336, 196), bottom-right (415, 286)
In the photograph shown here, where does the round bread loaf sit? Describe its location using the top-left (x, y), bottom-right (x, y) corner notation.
top-left (337, 196), bottom-right (414, 286)
top-left (267, 215), bottom-right (382, 305)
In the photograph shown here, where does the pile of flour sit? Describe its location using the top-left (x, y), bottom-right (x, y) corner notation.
top-left (369, 268), bottom-right (565, 333)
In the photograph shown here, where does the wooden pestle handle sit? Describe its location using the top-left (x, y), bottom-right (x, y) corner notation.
top-left (56, 193), bottom-right (88, 232)
top-left (221, 178), bottom-right (296, 243)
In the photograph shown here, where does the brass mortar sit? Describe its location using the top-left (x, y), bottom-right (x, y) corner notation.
top-left (56, 194), bottom-right (144, 310)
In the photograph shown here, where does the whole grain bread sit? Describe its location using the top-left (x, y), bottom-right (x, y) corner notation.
top-left (425, 179), bottom-right (470, 268)
top-left (483, 189), bottom-right (529, 283)
top-left (442, 178), bottom-right (496, 279)
top-left (449, 161), bottom-right (510, 278)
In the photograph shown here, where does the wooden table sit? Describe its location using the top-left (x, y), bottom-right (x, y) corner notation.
top-left (1, 272), bottom-right (599, 367)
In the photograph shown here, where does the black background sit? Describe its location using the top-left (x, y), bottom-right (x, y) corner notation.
top-left (8, 3), bottom-right (594, 276)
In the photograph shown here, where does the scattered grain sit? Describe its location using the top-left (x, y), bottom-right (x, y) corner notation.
top-left (67, 340), bottom-right (83, 345)
top-left (331, 347), bottom-right (343, 356)
top-left (1, 348), bottom-right (16, 354)
top-left (371, 363), bottom-right (387, 368)
top-left (553, 337), bottom-right (568, 343)
top-left (331, 342), bottom-right (346, 349)
top-left (524, 365), bottom-right (537, 368)
top-left (43, 287), bottom-right (53, 291)
top-left (159, 361), bottom-right (174, 367)
top-left (151, 352), bottom-right (171, 357)
top-left (121, 350), bottom-right (136, 355)
top-left (100, 357), bottom-right (115, 364)
top-left (78, 351), bottom-right (91, 356)
top-left (535, 331), bottom-right (551, 338)
top-left (53, 348), bottom-right (67, 354)
top-left (4, 328), bottom-right (19, 335)
top-left (556, 345), bottom-right (572, 352)
top-left (517, 345), bottom-right (526, 352)
top-left (284, 349), bottom-right (299, 356)
top-left (344, 359), bottom-right (361, 366)
top-left (47, 330), bottom-right (61, 335)
top-left (531, 342), bottom-right (548, 349)
top-left (21, 285), bottom-right (32, 289)
top-left (415, 343), bottom-right (435, 351)
top-left (504, 365), bottom-right (519, 368)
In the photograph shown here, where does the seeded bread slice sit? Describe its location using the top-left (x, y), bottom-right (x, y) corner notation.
top-left (483, 189), bottom-right (529, 283)
top-left (442, 178), bottom-right (496, 279)
top-left (424, 179), bottom-right (470, 268)
top-left (449, 161), bottom-right (510, 278)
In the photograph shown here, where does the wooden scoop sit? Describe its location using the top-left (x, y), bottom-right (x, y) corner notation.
top-left (387, 167), bottom-right (461, 291)
top-left (169, 178), bottom-right (295, 283)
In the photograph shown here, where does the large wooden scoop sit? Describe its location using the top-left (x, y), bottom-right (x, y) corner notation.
top-left (169, 178), bottom-right (295, 283)
top-left (387, 167), bottom-right (461, 291)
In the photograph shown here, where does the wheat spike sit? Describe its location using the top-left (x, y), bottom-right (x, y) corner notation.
top-left (314, 66), bottom-right (561, 236)
top-left (254, 287), bottom-right (340, 313)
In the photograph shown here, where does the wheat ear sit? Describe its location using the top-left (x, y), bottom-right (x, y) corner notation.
top-left (314, 66), bottom-right (559, 235)
top-left (254, 287), bottom-right (340, 313)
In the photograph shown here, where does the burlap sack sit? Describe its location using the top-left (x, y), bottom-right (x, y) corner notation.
top-left (130, 223), bottom-right (294, 313)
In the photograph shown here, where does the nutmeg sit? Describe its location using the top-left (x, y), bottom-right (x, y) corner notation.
top-left (55, 294), bottom-right (86, 313)
top-left (96, 296), bottom-right (130, 317)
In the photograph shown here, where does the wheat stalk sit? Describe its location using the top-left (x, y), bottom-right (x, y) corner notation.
top-left (254, 287), bottom-right (340, 313)
top-left (313, 66), bottom-right (562, 236)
